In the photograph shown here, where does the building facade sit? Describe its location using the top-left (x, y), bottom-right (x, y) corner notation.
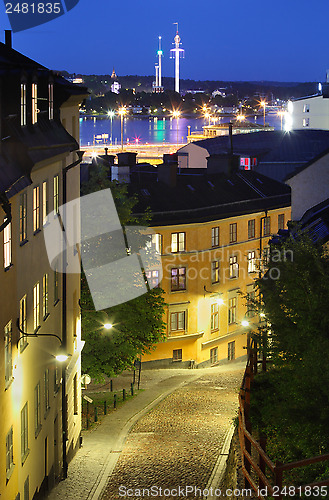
top-left (0, 34), bottom-right (87, 499)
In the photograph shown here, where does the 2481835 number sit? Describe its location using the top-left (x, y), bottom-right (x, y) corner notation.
top-left (6, 3), bottom-right (62, 14)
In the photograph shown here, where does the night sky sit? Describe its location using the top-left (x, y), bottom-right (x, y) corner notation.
top-left (0, 0), bottom-right (328, 82)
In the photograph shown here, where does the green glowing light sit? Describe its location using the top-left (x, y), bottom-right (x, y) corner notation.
top-left (157, 50), bottom-right (163, 55)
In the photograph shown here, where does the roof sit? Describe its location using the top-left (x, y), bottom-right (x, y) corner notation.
top-left (129, 168), bottom-right (291, 226)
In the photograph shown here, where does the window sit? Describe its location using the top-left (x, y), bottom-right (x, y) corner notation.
top-left (21, 402), bottom-right (28, 461)
top-left (6, 426), bottom-right (14, 479)
top-left (229, 256), bottom-right (239, 279)
top-left (33, 283), bottom-right (40, 331)
top-left (171, 267), bottom-right (186, 291)
top-left (54, 364), bottom-right (60, 394)
top-left (247, 251), bottom-right (257, 273)
top-left (5, 321), bottom-right (12, 385)
top-left (228, 341), bottom-right (235, 361)
top-left (53, 175), bottom-right (59, 214)
top-left (42, 181), bottom-right (48, 226)
top-left (146, 233), bottom-right (162, 254)
top-left (173, 349), bottom-right (182, 361)
top-left (44, 369), bottom-right (50, 414)
top-left (278, 213), bottom-right (285, 231)
top-left (248, 219), bottom-right (255, 239)
top-left (34, 382), bottom-right (41, 434)
top-left (42, 274), bottom-right (49, 318)
top-left (19, 295), bottom-right (27, 351)
top-left (48, 83), bottom-right (54, 120)
top-left (32, 82), bottom-right (38, 124)
top-left (229, 223), bottom-right (237, 243)
top-left (54, 266), bottom-right (59, 303)
top-left (170, 311), bottom-right (186, 331)
top-left (240, 157), bottom-right (251, 170)
top-left (4, 220), bottom-right (12, 269)
top-left (21, 82), bottom-right (27, 126)
top-left (263, 216), bottom-right (271, 237)
top-left (145, 270), bottom-right (160, 288)
top-left (73, 374), bottom-right (78, 415)
top-left (211, 227), bottom-right (219, 247)
top-left (228, 297), bottom-right (237, 324)
top-left (19, 192), bottom-right (27, 243)
top-left (303, 118), bottom-right (309, 127)
top-left (211, 260), bottom-right (220, 284)
top-left (211, 303), bottom-right (219, 331)
top-left (171, 232), bottom-right (185, 253)
top-left (210, 347), bottom-right (218, 364)
top-left (263, 247), bottom-right (270, 266)
top-left (24, 476), bottom-right (29, 500)
top-left (33, 186), bottom-right (40, 233)
top-left (303, 104), bottom-right (310, 113)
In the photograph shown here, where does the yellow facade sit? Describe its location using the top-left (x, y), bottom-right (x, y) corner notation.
top-left (143, 206), bottom-right (291, 367)
top-left (0, 96), bottom-right (84, 498)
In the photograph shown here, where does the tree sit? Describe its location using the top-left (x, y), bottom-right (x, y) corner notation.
top-left (80, 161), bottom-right (166, 379)
top-left (251, 230), bottom-right (329, 484)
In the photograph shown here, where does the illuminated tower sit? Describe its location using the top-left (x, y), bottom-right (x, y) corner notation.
top-left (170, 23), bottom-right (184, 93)
top-left (153, 36), bottom-right (164, 93)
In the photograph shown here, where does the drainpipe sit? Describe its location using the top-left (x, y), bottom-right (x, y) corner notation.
top-left (61, 150), bottom-right (84, 479)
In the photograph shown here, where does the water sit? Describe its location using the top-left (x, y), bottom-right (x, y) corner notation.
top-left (80, 114), bottom-right (282, 147)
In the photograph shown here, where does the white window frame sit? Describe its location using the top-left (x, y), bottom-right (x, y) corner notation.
top-left (171, 232), bottom-right (185, 253)
top-left (21, 402), bottom-right (28, 461)
top-left (5, 321), bottom-right (12, 385)
top-left (170, 311), bottom-right (186, 332)
top-left (32, 82), bottom-right (38, 125)
top-left (4, 220), bottom-right (12, 269)
top-left (248, 251), bottom-right (257, 273)
top-left (33, 283), bottom-right (40, 332)
top-left (19, 295), bottom-right (28, 351)
top-left (42, 273), bottom-right (49, 319)
top-left (48, 83), bottom-right (54, 120)
top-left (33, 186), bottom-right (40, 233)
top-left (21, 82), bottom-right (27, 126)
top-left (42, 181), bottom-right (48, 226)
top-left (6, 426), bottom-right (14, 479)
top-left (211, 226), bottom-right (219, 247)
top-left (229, 256), bottom-right (239, 279)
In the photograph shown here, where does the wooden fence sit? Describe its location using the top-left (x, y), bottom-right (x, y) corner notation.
top-left (239, 338), bottom-right (329, 499)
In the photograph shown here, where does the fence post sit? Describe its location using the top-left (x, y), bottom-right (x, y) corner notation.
top-left (274, 461), bottom-right (283, 500)
top-left (110, 379), bottom-right (113, 392)
top-left (131, 383), bottom-right (134, 396)
top-left (94, 406), bottom-right (98, 422)
top-left (259, 434), bottom-right (267, 490)
top-left (87, 401), bottom-right (90, 430)
top-left (245, 364), bottom-right (251, 421)
top-left (104, 400), bottom-right (107, 415)
top-left (244, 419), bottom-right (252, 489)
top-left (123, 388), bottom-right (126, 401)
top-left (113, 394), bottom-right (117, 409)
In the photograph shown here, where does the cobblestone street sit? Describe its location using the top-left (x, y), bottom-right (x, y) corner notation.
top-left (102, 368), bottom-right (243, 500)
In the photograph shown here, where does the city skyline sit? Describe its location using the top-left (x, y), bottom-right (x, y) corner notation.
top-left (0, 0), bottom-right (328, 82)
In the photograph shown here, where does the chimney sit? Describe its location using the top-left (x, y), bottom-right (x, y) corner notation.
top-left (5, 30), bottom-right (12, 49)
top-left (157, 163), bottom-right (177, 188)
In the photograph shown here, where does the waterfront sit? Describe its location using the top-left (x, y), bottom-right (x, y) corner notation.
top-left (80, 113), bottom-right (282, 148)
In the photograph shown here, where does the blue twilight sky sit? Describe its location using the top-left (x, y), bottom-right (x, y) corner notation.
top-left (0, 0), bottom-right (328, 82)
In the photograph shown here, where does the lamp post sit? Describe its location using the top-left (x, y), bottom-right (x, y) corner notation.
top-left (172, 110), bottom-right (181, 146)
top-left (260, 100), bottom-right (266, 127)
top-left (108, 110), bottom-right (115, 145)
top-left (118, 107), bottom-right (126, 151)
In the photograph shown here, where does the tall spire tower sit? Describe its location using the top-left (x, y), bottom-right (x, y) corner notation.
top-left (153, 36), bottom-right (164, 93)
top-left (170, 23), bottom-right (184, 93)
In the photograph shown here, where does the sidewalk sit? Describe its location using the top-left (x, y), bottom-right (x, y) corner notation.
top-left (47, 363), bottom-right (245, 500)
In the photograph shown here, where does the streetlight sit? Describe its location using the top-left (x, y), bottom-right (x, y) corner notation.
top-left (78, 299), bottom-right (114, 332)
top-left (172, 109), bottom-right (181, 146)
top-left (204, 112), bottom-right (211, 126)
top-left (16, 319), bottom-right (69, 361)
top-left (260, 100), bottom-right (266, 127)
top-left (118, 107), bottom-right (127, 151)
top-left (277, 110), bottom-right (285, 131)
top-left (108, 110), bottom-right (115, 145)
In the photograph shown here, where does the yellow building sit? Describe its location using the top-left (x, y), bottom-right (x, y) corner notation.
top-left (0, 35), bottom-right (87, 499)
top-left (124, 162), bottom-right (291, 368)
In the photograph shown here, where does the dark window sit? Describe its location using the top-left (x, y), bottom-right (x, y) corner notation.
top-left (248, 219), bottom-right (255, 239)
top-left (263, 217), bottom-right (271, 237)
top-left (171, 267), bottom-right (186, 291)
top-left (228, 341), bottom-right (235, 361)
top-left (278, 214), bottom-right (285, 231)
top-left (173, 349), bottom-right (182, 361)
top-left (229, 223), bottom-right (237, 243)
top-left (210, 347), bottom-right (218, 364)
top-left (228, 298), bottom-right (237, 324)
top-left (211, 227), bottom-right (219, 247)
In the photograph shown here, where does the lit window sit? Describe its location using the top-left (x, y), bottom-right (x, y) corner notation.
top-left (211, 303), bottom-right (219, 331)
top-left (146, 233), bottom-right (162, 254)
top-left (53, 175), bottom-right (59, 214)
top-left (32, 83), bottom-right (38, 124)
top-left (19, 192), bottom-right (27, 243)
top-left (21, 82), bottom-right (26, 126)
top-left (210, 347), bottom-right (218, 364)
top-left (211, 260), bottom-right (220, 284)
top-left (145, 270), bottom-right (160, 288)
top-left (4, 220), bottom-right (12, 269)
top-left (42, 274), bottom-right (49, 318)
top-left (44, 369), bottom-right (50, 413)
top-left (6, 426), bottom-right (14, 479)
top-left (247, 251), bottom-right (256, 273)
top-left (33, 186), bottom-right (40, 233)
top-left (302, 118), bottom-right (309, 127)
top-left (229, 223), bottom-right (237, 243)
top-left (248, 219), bottom-right (255, 239)
top-left (303, 104), bottom-right (310, 113)
top-left (34, 382), bottom-right (41, 434)
top-left (263, 217), bottom-right (271, 237)
top-left (48, 83), bottom-right (54, 120)
top-left (42, 181), bottom-right (48, 226)
top-left (171, 232), bottom-right (185, 253)
top-left (278, 213), bottom-right (285, 231)
top-left (229, 256), bottom-right (238, 279)
top-left (240, 157), bottom-right (251, 170)
top-left (19, 295), bottom-right (27, 351)
top-left (228, 341), bottom-right (235, 361)
top-left (170, 311), bottom-right (186, 331)
top-left (228, 297), bottom-right (237, 324)
top-left (171, 267), bottom-right (186, 291)
top-left (4, 321), bottom-right (12, 385)
top-left (33, 283), bottom-right (40, 331)
top-left (211, 227), bottom-right (219, 247)
top-left (21, 403), bottom-right (28, 460)
top-left (173, 349), bottom-right (182, 361)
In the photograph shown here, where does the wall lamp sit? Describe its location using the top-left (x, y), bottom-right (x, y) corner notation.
top-left (203, 286), bottom-right (224, 305)
top-left (16, 319), bottom-right (69, 362)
